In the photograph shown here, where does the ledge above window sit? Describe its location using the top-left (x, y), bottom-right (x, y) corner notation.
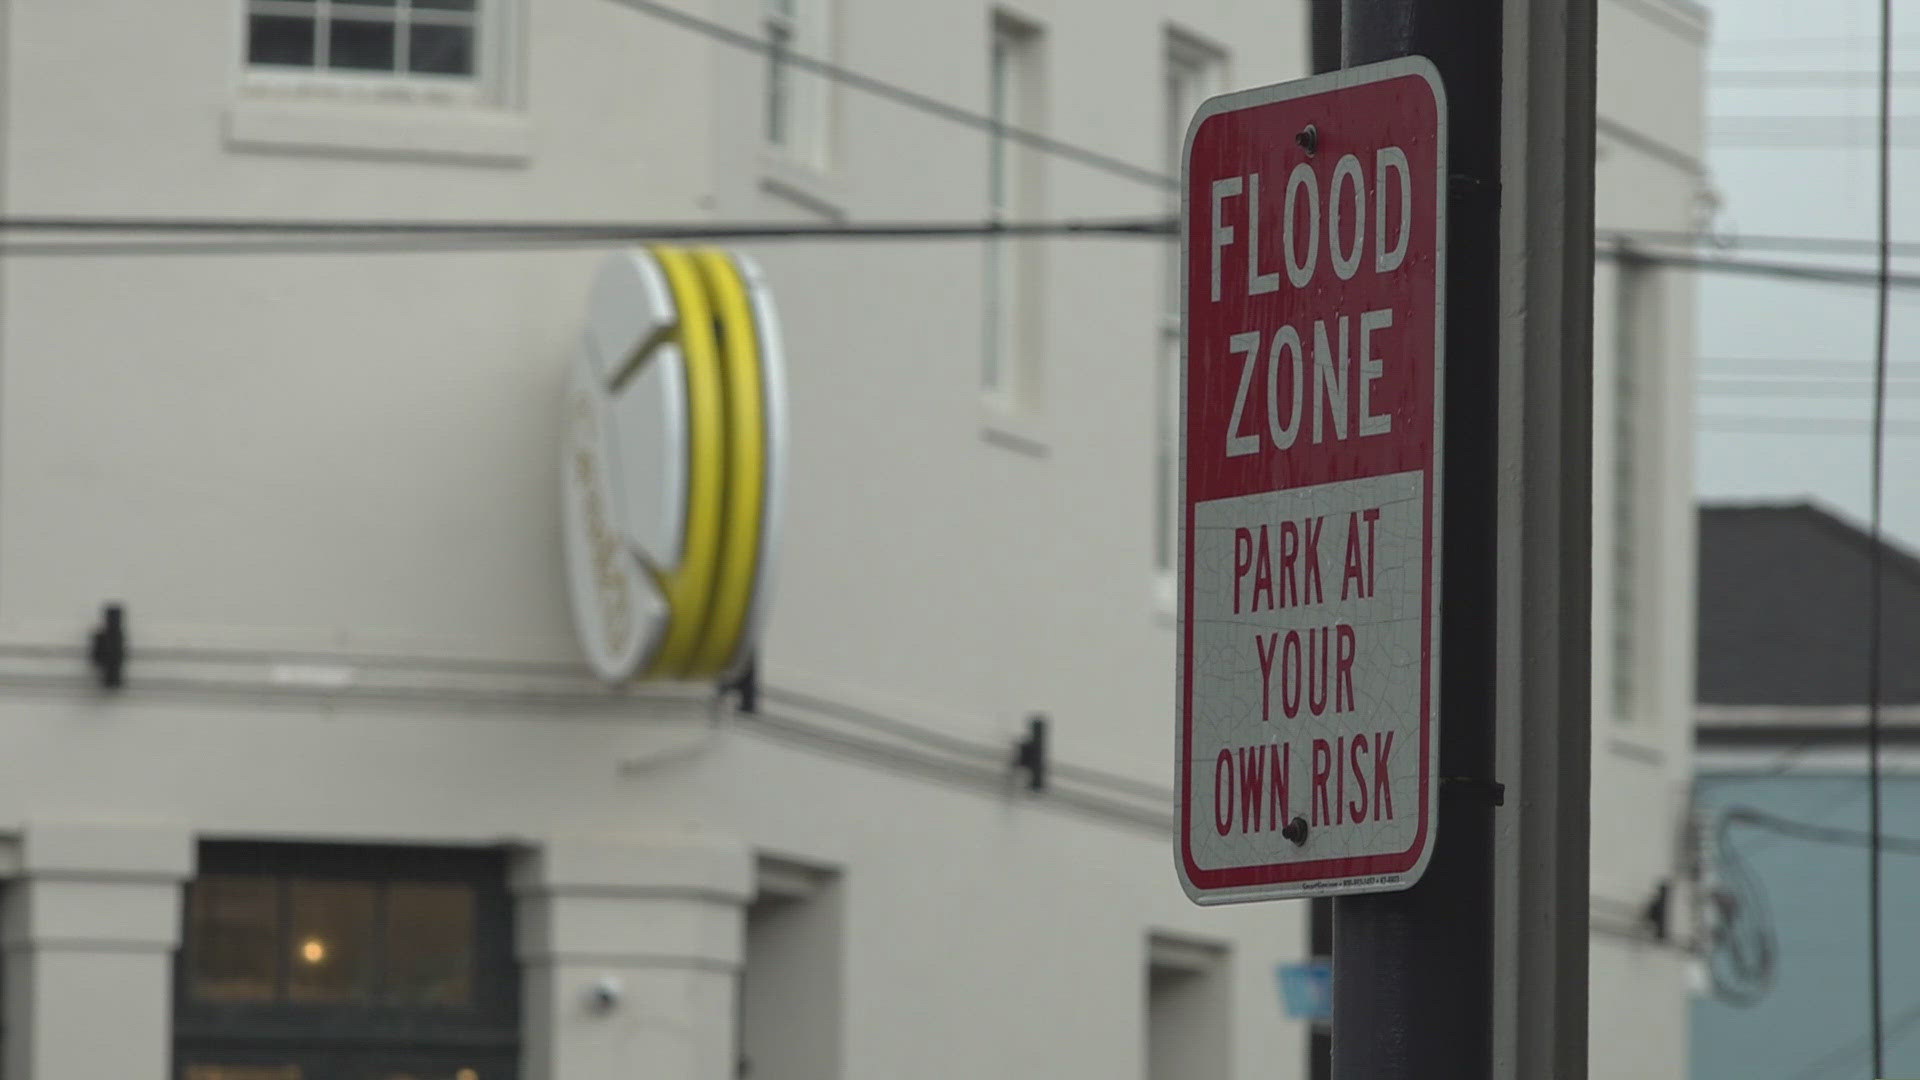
top-left (225, 93), bottom-right (532, 167)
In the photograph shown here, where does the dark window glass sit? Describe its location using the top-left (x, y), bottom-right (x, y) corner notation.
top-left (407, 25), bottom-right (475, 76)
top-left (328, 18), bottom-right (397, 71)
top-left (188, 877), bottom-right (281, 1004)
top-left (385, 883), bottom-right (475, 1006)
top-left (287, 881), bottom-right (377, 1004)
top-left (247, 15), bottom-right (316, 67)
top-left (369, 1066), bottom-right (485, 1080)
top-left (412, 0), bottom-right (477, 9)
top-left (178, 845), bottom-right (517, 1080)
top-left (182, 1065), bottom-right (303, 1080)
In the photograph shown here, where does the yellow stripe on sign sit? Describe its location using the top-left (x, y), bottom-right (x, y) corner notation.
top-left (643, 247), bottom-right (727, 678)
top-left (687, 249), bottom-right (767, 676)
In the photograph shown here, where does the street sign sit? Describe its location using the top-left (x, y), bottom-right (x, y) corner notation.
top-left (1176, 58), bottom-right (1445, 904)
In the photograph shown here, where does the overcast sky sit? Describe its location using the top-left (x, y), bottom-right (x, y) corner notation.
top-left (1692, 0), bottom-right (1920, 547)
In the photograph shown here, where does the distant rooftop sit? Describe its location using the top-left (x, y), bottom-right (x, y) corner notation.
top-left (1698, 502), bottom-right (1920, 708)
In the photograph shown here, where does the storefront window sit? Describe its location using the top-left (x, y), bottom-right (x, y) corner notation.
top-left (176, 844), bottom-right (517, 1080)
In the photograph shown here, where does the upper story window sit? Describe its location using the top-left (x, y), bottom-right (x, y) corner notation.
top-left (983, 13), bottom-right (1045, 411)
top-left (176, 842), bottom-right (519, 1080)
top-left (247, 0), bottom-right (480, 81)
top-left (1606, 252), bottom-right (1662, 724)
top-left (763, 0), bottom-right (831, 168)
top-left (1156, 35), bottom-right (1225, 586)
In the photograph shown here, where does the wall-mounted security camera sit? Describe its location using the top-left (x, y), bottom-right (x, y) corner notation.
top-left (586, 975), bottom-right (624, 1014)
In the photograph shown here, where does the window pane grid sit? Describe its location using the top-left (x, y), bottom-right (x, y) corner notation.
top-left (188, 875), bottom-right (482, 1011)
top-left (246, 0), bottom-right (476, 77)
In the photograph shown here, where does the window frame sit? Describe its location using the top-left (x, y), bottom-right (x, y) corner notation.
top-left (1596, 250), bottom-right (1664, 728)
top-left (761, 0), bottom-right (832, 170)
top-left (1155, 32), bottom-right (1227, 605)
top-left (174, 843), bottom-right (520, 1080)
top-left (237, 0), bottom-right (516, 111)
top-left (982, 12), bottom-right (1046, 417)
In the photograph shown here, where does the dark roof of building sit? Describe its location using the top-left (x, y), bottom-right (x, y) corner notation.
top-left (1698, 502), bottom-right (1920, 706)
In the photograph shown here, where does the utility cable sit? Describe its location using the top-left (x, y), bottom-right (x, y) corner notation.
top-left (1696, 417), bottom-right (1920, 437)
top-left (1724, 806), bottom-right (1920, 856)
top-left (1866, 0), bottom-right (1894, 1071)
top-left (1601, 229), bottom-right (1920, 259)
top-left (1699, 356), bottom-right (1920, 371)
top-left (602, 0), bottom-right (1176, 192)
top-left (5, 218), bottom-right (1920, 292)
top-left (1607, 248), bottom-right (1920, 290)
top-left (10, 218), bottom-right (1920, 303)
top-left (1707, 804), bottom-right (1920, 1010)
top-left (1699, 378), bottom-right (1920, 397)
top-left (1787, 997), bottom-right (1920, 1080)
top-left (0, 217), bottom-right (1177, 257)
top-left (1710, 70), bottom-right (1920, 88)
top-left (1711, 34), bottom-right (1920, 56)
top-left (0, 214), bottom-right (1175, 236)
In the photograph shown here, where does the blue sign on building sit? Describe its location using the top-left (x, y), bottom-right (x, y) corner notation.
top-left (1278, 960), bottom-right (1333, 1022)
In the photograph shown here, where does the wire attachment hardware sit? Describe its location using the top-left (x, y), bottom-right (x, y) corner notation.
top-left (1011, 714), bottom-right (1048, 792)
top-left (89, 603), bottom-right (126, 690)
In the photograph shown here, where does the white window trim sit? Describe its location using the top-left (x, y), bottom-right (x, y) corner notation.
top-left (226, 0), bottom-right (530, 166)
top-left (1154, 31), bottom-right (1226, 609)
top-left (761, 0), bottom-right (834, 173)
top-left (981, 12), bottom-right (1047, 439)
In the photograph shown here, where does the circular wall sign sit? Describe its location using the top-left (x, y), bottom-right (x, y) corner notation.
top-left (561, 248), bottom-right (786, 684)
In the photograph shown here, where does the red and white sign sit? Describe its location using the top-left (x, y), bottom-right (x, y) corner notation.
top-left (1176, 58), bottom-right (1445, 904)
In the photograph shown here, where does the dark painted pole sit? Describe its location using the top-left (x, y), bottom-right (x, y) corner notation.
top-left (1332, 3), bottom-right (1504, 1078)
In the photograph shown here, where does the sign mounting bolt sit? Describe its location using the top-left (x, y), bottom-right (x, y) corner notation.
top-left (1282, 817), bottom-right (1310, 846)
top-left (1296, 124), bottom-right (1319, 157)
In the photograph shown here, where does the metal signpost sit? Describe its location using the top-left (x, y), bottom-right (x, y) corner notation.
top-left (1176, 59), bottom-right (1446, 905)
top-left (1180, 4), bottom-right (1595, 1073)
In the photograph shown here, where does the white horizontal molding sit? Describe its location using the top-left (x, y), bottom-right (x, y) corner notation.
top-left (0, 622), bottom-right (714, 715)
top-left (225, 97), bottom-right (533, 166)
top-left (754, 664), bottom-right (1173, 832)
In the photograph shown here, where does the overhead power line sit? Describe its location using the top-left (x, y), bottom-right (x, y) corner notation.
top-left (1865, 0), bottom-right (1894, 1068)
top-left (1787, 998), bottom-right (1920, 1080)
top-left (1711, 34), bottom-right (1920, 56)
top-left (1602, 228), bottom-right (1920, 259)
top-left (6, 216), bottom-right (1918, 291)
top-left (604, 0), bottom-right (1176, 191)
top-left (18, 219), bottom-right (1914, 265)
top-left (0, 217), bottom-right (1176, 257)
top-left (1706, 112), bottom-right (1920, 149)
top-left (1611, 248), bottom-right (1920, 290)
top-left (1700, 357), bottom-right (1920, 372)
top-left (6, 218), bottom-right (1920, 304)
top-left (1697, 416), bottom-right (1920, 437)
top-left (1711, 70), bottom-right (1920, 88)
top-left (1699, 378), bottom-right (1920, 397)
top-left (0, 214), bottom-right (1175, 237)
top-left (1723, 807), bottom-right (1920, 857)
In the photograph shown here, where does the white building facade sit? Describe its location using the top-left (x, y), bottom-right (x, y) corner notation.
top-left (0, 0), bottom-right (1705, 1077)
top-left (1589, 0), bottom-right (1711, 1076)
